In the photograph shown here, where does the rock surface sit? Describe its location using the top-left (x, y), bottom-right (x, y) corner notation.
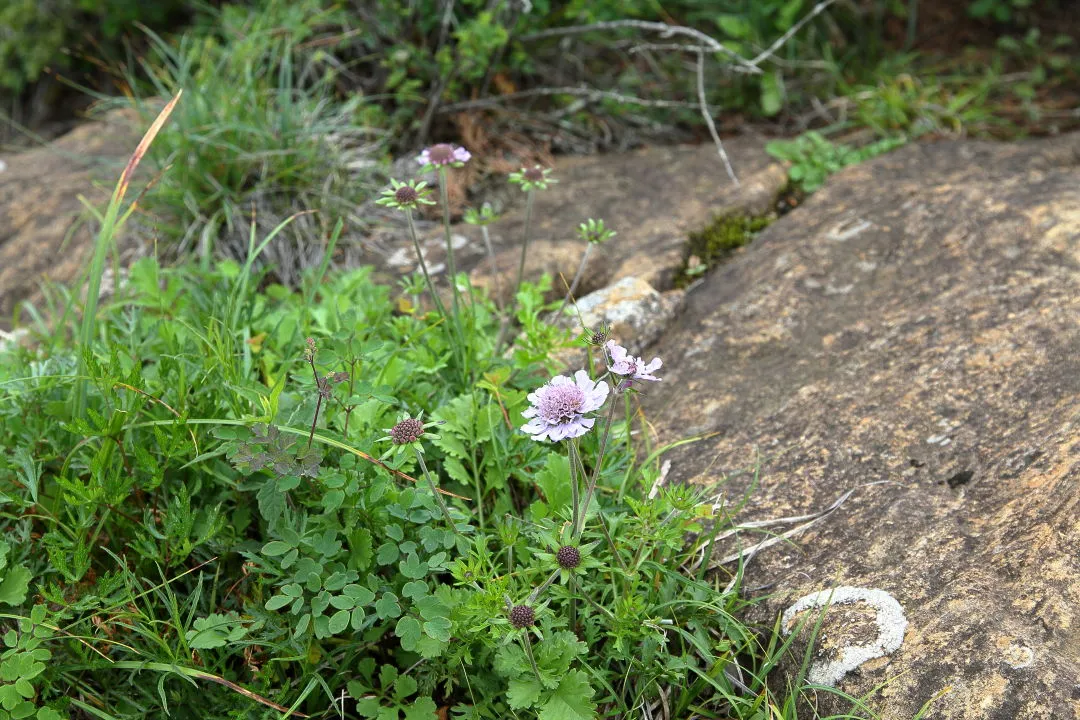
top-left (0, 109), bottom-right (143, 329)
top-left (645, 134), bottom-right (1080, 718)
top-left (463, 140), bottom-right (787, 302)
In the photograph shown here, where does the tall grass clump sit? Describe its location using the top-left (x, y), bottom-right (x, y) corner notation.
top-left (114, 0), bottom-right (384, 284)
top-left (0, 111), bottom-right (870, 720)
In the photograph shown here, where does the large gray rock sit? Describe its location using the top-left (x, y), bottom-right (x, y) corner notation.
top-left (0, 109), bottom-right (143, 329)
top-left (463, 140), bottom-right (787, 303)
top-left (644, 135), bottom-right (1080, 718)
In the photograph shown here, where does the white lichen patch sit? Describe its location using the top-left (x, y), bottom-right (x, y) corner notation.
top-left (781, 586), bottom-right (908, 687)
top-left (1002, 643), bottom-right (1035, 669)
top-left (827, 218), bottom-right (872, 242)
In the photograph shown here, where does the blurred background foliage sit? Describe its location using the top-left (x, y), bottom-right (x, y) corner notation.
top-left (1, 0), bottom-right (1077, 272)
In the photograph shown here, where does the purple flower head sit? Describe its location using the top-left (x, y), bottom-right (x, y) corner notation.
top-left (417, 143), bottom-right (471, 167)
top-left (605, 341), bottom-right (662, 383)
top-left (522, 370), bottom-right (609, 442)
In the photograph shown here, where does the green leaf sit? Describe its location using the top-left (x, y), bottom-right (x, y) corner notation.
top-left (375, 593), bottom-right (401, 620)
top-left (0, 564), bottom-right (32, 607)
top-left (395, 616), bottom-right (422, 651)
top-left (507, 676), bottom-right (542, 709)
top-left (186, 612), bottom-right (246, 649)
top-left (328, 610), bottom-right (351, 634)
top-left (399, 553), bottom-right (427, 580)
top-left (538, 671), bottom-right (596, 720)
top-left (343, 584), bottom-right (376, 605)
top-left (262, 541), bottom-right (292, 556)
top-left (716, 15), bottom-right (751, 39)
top-left (401, 580), bottom-right (428, 600)
top-left (534, 453), bottom-right (571, 511)
top-left (760, 71), bottom-right (784, 117)
top-left (376, 542), bottom-right (400, 565)
top-left (323, 489), bottom-right (345, 512)
top-left (393, 674), bottom-right (418, 701)
top-left (13, 448), bottom-right (39, 503)
top-left (422, 616), bottom-right (452, 642)
top-left (403, 697), bottom-right (438, 720)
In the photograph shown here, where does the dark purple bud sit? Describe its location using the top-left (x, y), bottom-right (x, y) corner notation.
top-left (390, 417), bottom-right (425, 445)
top-left (509, 604), bottom-right (535, 629)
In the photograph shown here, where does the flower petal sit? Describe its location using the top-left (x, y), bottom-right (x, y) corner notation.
top-left (581, 380), bottom-right (609, 413)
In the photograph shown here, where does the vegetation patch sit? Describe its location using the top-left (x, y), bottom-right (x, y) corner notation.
top-left (0, 120), bottom-right (872, 719)
top-left (676, 211), bottom-right (776, 287)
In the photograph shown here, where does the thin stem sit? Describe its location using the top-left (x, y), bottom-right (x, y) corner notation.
top-left (555, 243), bottom-right (593, 318)
top-left (522, 632), bottom-right (542, 682)
top-left (480, 224), bottom-right (502, 309)
top-left (406, 208), bottom-right (467, 379)
top-left (438, 166), bottom-right (462, 318)
top-left (574, 392), bottom-right (619, 539)
top-left (415, 449), bottom-right (463, 537)
top-left (512, 189), bottom-right (536, 311)
top-left (528, 569), bottom-right (561, 604)
top-left (597, 513), bottom-right (629, 573)
top-left (568, 438), bottom-right (581, 534)
top-left (307, 357), bottom-right (322, 450)
top-left (404, 209), bottom-right (449, 321)
top-left (570, 575), bottom-right (615, 619)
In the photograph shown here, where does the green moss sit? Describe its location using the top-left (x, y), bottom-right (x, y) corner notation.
top-left (675, 211), bottom-right (775, 287)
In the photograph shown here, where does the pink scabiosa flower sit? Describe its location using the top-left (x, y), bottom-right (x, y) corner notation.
top-left (522, 370), bottom-right (609, 442)
top-left (605, 341), bottom-right (662, 383)
top-left (416, 143), bottom-right (471, 167)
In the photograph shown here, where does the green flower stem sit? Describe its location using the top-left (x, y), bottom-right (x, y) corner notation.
top-left (571, 575), bottom-right (615, 619)
top-left (512, 188), bottom-right (536, 314)
top-left (574, 394), bottom-right (618, 539)
top-left (437, 167), bottom-right (474, 383)
top-left (405, 208), bottom-right (466, 376)
top-left (568, 437), bottom-right (581, 535)
top-left (522, 632), bottom-right (542, 682)
top-left (554, 242), bottom-right (593, 319)
top-left (438, 166), bottom-right (463, 318)
top-left (596, 512), bottom-right (629, 574)
top-left (404, 209), bottom-right (449, 321)
top-left (415, 448), bottom-right (462, 538)
top-left (480, 224), bottom-right (502, 309)
top-left (528, 568), bottom-right (561, 604)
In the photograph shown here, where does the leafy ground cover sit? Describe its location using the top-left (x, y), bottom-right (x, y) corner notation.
top-left (0, 110), bottom-right (886, 719)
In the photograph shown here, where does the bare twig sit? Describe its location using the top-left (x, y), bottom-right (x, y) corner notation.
top-left (696, 51), bottom-right (739, 186)
top-left (439, 86), bottom-right (699, 113)
top-left (748, 0), bottom-right (838, 68)
top-left (520, 19), bottom-right (761, 74)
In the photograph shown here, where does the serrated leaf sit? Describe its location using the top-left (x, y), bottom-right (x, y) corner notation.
top-left (393, 674), bottom-right (418, 701)
top-left (507, 676), bottom-right (542, 709)
top-left (538, 671), bottom-right (596, 720)
top-left (441, 457), bottom-right (471, 487)
top-left (422, 616), bottom-right (451, 642)
top-left (0, 564), bottom-right (31, 606)
top-left (403, 697), bottom-right (438, 720)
